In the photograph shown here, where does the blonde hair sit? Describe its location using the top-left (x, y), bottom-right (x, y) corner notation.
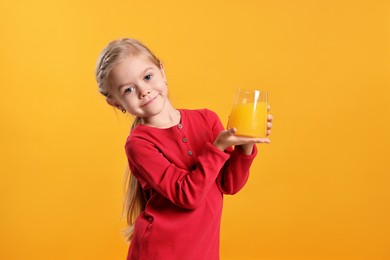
top-left (95, 38), bottom-right (161, 98)
top-left (122, 117), bottom-right (145, 241)
top-left (95, 38), bottom-right (160, 240)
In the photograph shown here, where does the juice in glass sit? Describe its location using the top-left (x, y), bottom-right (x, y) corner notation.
top-left (227, 89), bottom-right (268, 138)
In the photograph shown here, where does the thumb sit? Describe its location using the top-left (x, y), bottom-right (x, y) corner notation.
top-left (217, 128), bottom-right (236, 140)
top-left (227, 127), bottom-right (237, 135)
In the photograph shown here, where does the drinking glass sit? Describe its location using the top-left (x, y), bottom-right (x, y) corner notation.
top-left (227, 89), bottom-right (268, 138)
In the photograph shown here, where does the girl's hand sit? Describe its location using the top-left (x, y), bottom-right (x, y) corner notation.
top-left (213, 128), bottom-right (270, 153)
top-left (265, 107), bottom-right (273, 136)
top-left (214, 106), bottom-right (273, 155)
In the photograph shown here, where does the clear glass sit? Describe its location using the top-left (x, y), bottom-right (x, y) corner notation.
top-left (227, 89), bottom-right (268, 138)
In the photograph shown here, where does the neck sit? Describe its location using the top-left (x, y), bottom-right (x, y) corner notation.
top-left (141, 100), bottom-right (180, 128)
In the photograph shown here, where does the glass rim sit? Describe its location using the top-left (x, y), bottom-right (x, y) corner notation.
top-left (236, 88), bottom-right (268, 93)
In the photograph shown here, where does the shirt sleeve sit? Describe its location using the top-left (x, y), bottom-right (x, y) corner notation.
top-left (125, 137), bottom-right (230, 210)
top-left (217, 145), bottom-right (257, 194)
top-left (203, 109), bottom-right (258, 195)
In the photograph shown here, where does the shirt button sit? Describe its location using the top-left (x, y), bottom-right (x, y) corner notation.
top-left (187, 150), bottom-right (193, 156)
top-left (182, 137), bottom-right (187, 143)
top-left (177, 124), bottom-right (183, 129)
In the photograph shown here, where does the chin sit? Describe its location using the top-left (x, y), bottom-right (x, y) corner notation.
top-left (144, 102), bottom-right (166, 116)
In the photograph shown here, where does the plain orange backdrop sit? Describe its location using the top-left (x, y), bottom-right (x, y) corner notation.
top-left (1, 0), bottom-right (389, 259)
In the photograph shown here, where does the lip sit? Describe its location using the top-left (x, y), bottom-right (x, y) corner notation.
top-left (141, 96), bottom-right (157, 107)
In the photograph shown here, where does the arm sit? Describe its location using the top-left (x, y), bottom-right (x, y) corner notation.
top-left (217, 144), bottom-right (258, 194)
top-left (126, 138), bottom-right (229, 210)
top-left (207, 109), bottom-right (273, 194)
top-left (204, 110), bottom-right (259, 194)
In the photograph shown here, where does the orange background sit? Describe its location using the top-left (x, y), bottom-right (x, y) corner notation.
top-left (1, 0), bottom-right (389, 259)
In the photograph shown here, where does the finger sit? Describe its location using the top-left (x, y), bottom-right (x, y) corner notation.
top-left (256, 138), bottom-right (271, 144)
top-left (244, 137), bottom-right (270, 143)
top-left (227, 127), bottom-right (237, 135)
top-left (230, 136), bottom-right (257, 145)
top-left (267, 122), bottom-right (272, 130)
top-left (267, 104), bottom-right (271, 111)
top-left (266, 130), bottom-right (271, 136)
top-left (267, 114), bottom-right (273, 122)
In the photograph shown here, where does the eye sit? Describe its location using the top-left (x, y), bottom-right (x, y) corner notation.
top-left (144, 74), bottom-right (153, 81)
top-left (124, 86), bottom-right (136, 95)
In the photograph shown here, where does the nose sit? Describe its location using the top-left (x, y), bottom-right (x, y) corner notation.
top-left (142, 91), bottom-right (150, 98)
top-left (138, 85), bottom-right (151, 98)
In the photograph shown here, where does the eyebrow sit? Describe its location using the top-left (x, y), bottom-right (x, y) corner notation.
top-left (117, 67), bottom-right (154, 90)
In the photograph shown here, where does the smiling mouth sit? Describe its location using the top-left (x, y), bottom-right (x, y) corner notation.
top-left (141, 96), bottom-right (157, 107)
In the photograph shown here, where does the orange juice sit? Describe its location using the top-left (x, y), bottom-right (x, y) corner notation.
top-left (227, 101), bottom-right (268, 138)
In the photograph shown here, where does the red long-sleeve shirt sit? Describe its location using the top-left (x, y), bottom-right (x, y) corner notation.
top-left (125, 109), bottom-right (257, 260)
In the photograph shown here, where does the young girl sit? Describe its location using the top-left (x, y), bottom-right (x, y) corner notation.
top-left (95, 38), bottom-right (272, 260)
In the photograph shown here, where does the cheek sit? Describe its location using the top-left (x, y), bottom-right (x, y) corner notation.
top-left (121, 96), bottom-right (137, 108)
top-left (159, 81), bottom-right (168, 94)
top-left (161, 87), bottom-right (168, 97)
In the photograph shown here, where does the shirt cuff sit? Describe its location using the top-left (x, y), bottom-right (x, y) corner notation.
top-left (234, 144), bottom-right (258, 159)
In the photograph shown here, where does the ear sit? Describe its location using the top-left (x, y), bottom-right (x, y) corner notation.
top-left (106, 96), bottom-right (121, 110)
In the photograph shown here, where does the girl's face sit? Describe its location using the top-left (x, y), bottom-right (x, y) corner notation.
top-left (108, 54), bottom-right (168, 120)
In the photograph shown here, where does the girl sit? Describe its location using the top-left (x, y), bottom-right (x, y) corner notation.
top-left (95, 38), bottom-right (272, 260)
